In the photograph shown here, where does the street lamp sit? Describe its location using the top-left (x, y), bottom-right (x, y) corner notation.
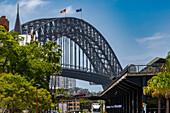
top-left (34, 84), bottom-right (41, 113)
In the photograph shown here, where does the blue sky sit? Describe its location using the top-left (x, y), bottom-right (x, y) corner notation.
top-left (1, 0), bottom-right (170, 92)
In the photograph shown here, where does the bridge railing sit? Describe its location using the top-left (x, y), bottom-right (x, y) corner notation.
top-left (119, 63), bottom-right (165, 76)
top-left (61, 64), bottom-right (96, 73)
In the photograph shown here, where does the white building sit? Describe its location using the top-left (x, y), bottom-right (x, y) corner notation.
top-left (19, 35), bottom-right (31, 45)
top-left (50, 76), bottom-right (76, 89)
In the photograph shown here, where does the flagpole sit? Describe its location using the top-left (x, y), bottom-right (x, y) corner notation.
top-left (81, 10), bottom-right (82, 19)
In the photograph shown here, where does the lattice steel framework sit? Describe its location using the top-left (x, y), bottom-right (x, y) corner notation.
top-left (21, 17), bottom-right (122, 77)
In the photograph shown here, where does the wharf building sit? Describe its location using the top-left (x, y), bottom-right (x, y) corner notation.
top-left (100, 57), bottom-right (166, 113)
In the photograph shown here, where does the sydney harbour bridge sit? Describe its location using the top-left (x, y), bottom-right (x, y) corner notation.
top-left (12, 4), bottom-right (165, 112)
top-left (20, 17), bottom-right (122, 89)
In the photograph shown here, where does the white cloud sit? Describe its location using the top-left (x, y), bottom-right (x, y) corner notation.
top-left (0, 0), bottom-right (49, 30)
top-left (0, 3), bottom-right (16, 19)
top-left (19, 0), bottom-right (48, 10)
top-left (119, 32), bottom-right (170, 67)
top-left (136, 33), bottom-right (165, 43)
top-left (57, 6), bottom-right (76, 17)
top-left (0, 0), bottom-right (49, 18)
top-left (135, 33), bottom-right (170, 49)
top-left (66, 6), bottom-right (75, 14)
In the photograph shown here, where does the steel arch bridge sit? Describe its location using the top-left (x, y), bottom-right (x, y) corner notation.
top-left (21, 17), bottom-right (122, 89)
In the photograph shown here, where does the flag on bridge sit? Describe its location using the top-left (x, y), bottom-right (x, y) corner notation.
top-left (60, 9), bottom-right (66, 14)
top-left (76, 8), bottom-right (82, 19)
top-left (76, 8), bottom-right (82, 12)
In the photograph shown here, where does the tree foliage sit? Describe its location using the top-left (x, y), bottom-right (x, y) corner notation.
top-left (0, 25), bottom-right (62, 90)
top-left (143, 51), bottom-right (170, 113)
top-left (143, 72), bottom-right (170, 96)
top-left (41, 41), bottom-right (62, 91)
top-left (56, 88), bottom-right (70, 97)
top-left (0, 73), bottom-right (53, 113)
top-left (143, 51), bottom-right (170, 96)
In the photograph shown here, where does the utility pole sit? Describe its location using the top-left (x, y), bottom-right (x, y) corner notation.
top-left (34, 84), bottom-right (41, 113)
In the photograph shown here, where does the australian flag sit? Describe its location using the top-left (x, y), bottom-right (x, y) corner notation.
top-left (76, 8), bottom-right (82, 12)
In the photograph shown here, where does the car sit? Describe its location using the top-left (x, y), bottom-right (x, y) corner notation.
top-left (56, 94), bottom-right (65, 98)
top-left (74, 92), bottom-right (86, 97)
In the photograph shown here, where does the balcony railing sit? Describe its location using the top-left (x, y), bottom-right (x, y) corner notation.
top-left (119, 63), bottom-right (165, 76)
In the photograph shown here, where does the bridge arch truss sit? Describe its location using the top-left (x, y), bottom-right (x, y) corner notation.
top-left (21, 17), bottom-right (122, 81)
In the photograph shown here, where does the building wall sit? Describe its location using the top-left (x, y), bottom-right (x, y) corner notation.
top-left (19, 35), bottom-right (31, 45)
top-left (0, 16), bottom-right (9, 31)
top-left (50, 76), bottom-right (76, 90)
top-left (68, 101), bottom-right (80, 111)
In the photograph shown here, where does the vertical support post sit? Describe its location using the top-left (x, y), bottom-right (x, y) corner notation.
top-left (75, 42), bottom-right (77, 69)
top-left (124, 94), bottom-right (127, 113)
top-left (129, 91), bottom-right (132, 113)
top-left (70, 39), bottom-right (72, 68)
top-left (61, 37), bottom-right (63, 65)
top-left (86, 47), bottom-right (88, 71)
top-left (122, 94), bottom-right (125, 113)
top-left (132, 90), bottom-right (135, 113)
top-left (90, 48), bottom-right (92, 72)
top-left (63, 37), bottom-right (65, 67)
top-left (82, 38), bottom-right (84, 71)
top-left (79, 46), bottom-right (80, 70)
top-left (126, 93), bottom-right (129, 113)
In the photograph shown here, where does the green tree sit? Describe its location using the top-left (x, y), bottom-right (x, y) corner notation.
top-left (143, 52), bottom-right (170, 113)
top-left (41, 41), bottom-right (62, 92)
top-left (56, 88), bottom-right (66, 95)
top-left (165, 51), bottom-right (170, 73)
top-left (55, 88), bottom-right (71, 98)
top-left (0, 73), bottom-right (53, 113)
top-left (0, 25), bottom-right (62, 90)
top-left (80, 100), bottom-right (93, 111)
top-left (164, 51), bottom-right (170, 113)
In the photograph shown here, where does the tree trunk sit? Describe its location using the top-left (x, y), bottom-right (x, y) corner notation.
top-left (54, 74), bottom-right (57, 96)
top-left (158, 97), bottom-right (161, 113)
top-left (165, 92), bottom-right (170, 113)
top-left (51, 74), bottom-right (53, 92)
top-left (166, 98), bottom-right (169, 113)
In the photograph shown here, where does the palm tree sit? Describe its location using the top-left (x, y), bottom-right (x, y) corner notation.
top-left (41, 41), bottom-right (62, 92)
top-left (165, 52), bottom-right (170, 113)
top-left (144, 51), bottom-right (170, 113)
top-left (143, 66), bottom-right (170, 113)
top-left (143, 75), bottom-right (161, 113)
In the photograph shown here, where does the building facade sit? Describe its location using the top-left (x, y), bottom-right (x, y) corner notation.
top-left (68, 101), bottom-right (80, 111)
top-left (50, 76), bottom-right (76, 90)
top-left (0, 16), bottom-right (9, 31)
top-left (100, 57), bottom-right (166, 113)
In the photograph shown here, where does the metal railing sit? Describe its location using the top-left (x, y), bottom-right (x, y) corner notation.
top-left (118, 63), bottom-right (165, 76)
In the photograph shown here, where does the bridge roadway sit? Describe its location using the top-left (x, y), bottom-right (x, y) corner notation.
top-left (60, 68), bottom-right (113, 90)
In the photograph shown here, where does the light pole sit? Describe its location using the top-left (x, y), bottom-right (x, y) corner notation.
top-left (34, 84), bottom-right (41, 113)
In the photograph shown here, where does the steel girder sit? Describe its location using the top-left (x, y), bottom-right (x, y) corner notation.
top-left (21, 17), bottom-right (122, 77)
top-left (61, 68), bottom-right (113, 89)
